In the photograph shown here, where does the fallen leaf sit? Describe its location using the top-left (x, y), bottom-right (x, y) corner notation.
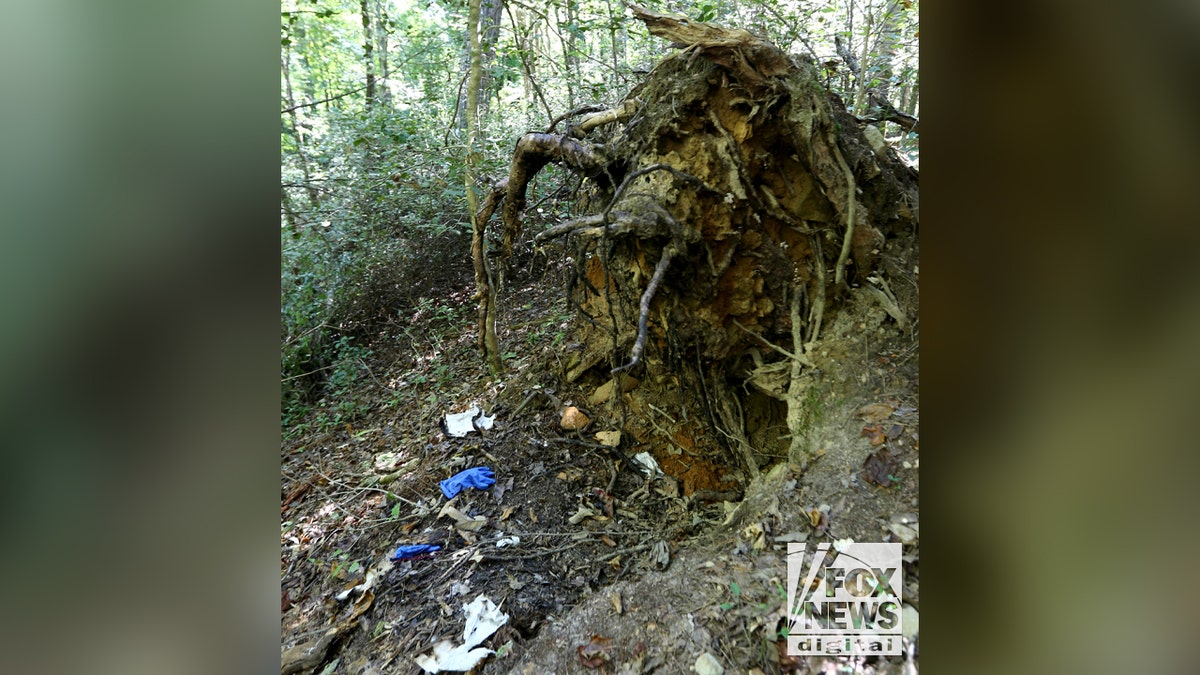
top-left (863, 447), bottom-right (899, 486)
top-left (611, 592), bottom-right (623, 615)
top-left (743, 523), bottom-right (766, 550)
top-left (438, 503), bottom-right (488, 532)
top-left (861, 424), bottom-right (886, 446)
top-left (499, 506), bottom-right (516, 521)
top-left (373, 452), bottom-right (405, 473)
top-left (577, 635), bottom-right (612, 669)
top-left (600, 535), bottom-right (617, 547)
top-left (493, 476), bottom-right (513, 503)
top-left (857, 403), bottom-right (895, 423)
top-left (807, 509), bottom-right (821, 527)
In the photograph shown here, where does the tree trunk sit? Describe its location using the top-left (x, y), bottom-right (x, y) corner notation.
top-left (466, 0), bottom-right (503, 377)
top-left (479, 0), bottom-right (504, 117)
top-left (281, 47), bottom-right (321, 212)
top-left (375, 0), bottom-right (390, 107)
top-left (557, 0), bottom-right (580, 107)
top-left (477, 5), bottom-right (917, 474)
top-left (360, 0), bottom-right (375, 108)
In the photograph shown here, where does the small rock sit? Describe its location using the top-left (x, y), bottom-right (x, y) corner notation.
top-left (560, 406), bottom-right (591, 430)
top-left (589, 375), bottom-right (639, 405)
top-left (594, 430), bottom-right (621, 446)
top-left (694, 652), bottom-right (724, 675)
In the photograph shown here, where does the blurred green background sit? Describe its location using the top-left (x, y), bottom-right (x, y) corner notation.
top-left (0, 0), bottom-right (1196, 672)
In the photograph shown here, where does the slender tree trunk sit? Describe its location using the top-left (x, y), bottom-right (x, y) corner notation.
top-left (281, 185), bottom-right (300, 233)
top-left (479, 0), bottom-right (504, 117)
top-left (605, 0), bottom-right (627, 92)
top-left (874, 0), bottom-right (902, 104)
top-left (282, 48), bottom-right (321, 211)
top-left (466, 0), bottom-right (503, 377)
top-left (375, 0), bottom-right (390, 107)
top-left (360, 0), bottom-right (376, 108)
top-left (557, 1), bottom-right (578, 107)
top-left (851, 0), bottom-right (874, 116)
top-left (454, 1), bottom-right (498, 130)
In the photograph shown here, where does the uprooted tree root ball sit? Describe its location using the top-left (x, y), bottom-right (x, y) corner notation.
top-left (474, 5), bottom-right (917, 480)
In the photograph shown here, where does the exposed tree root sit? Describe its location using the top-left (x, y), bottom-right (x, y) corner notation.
top-left (786, 281), bottom-right (810, 466)
top-left (501, 134), bottom-right (606, 256)
top-left (471, 4), bottom-right (917, 476)
top-left (613, 245), bottom-right (675, 373)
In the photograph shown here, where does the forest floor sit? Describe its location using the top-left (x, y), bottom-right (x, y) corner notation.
top-left (281, 238), bottom-right (920, 675)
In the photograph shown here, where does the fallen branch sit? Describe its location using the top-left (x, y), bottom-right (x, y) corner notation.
top-left (545, 104), bottom-right (606, 133)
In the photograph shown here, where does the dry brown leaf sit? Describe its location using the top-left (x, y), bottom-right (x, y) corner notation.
top-left (861, 424), bottom-right (886, 446)
top-left (858, 403), bottom-right (895, 423)
top-left (500, 506), bottom-right (516, 521)
top-left (577, 635), bottom-right (612, 669)
top-left (863, 447), bottom-right (899, 487)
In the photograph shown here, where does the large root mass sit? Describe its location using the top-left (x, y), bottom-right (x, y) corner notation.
top-left (477, 5), bottom-right (918, 478)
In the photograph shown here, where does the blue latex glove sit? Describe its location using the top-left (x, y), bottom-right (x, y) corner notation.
top-left (390, 544), bottom-right (441, 561)
top-left (440, 466), bottom-right (496, 499)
